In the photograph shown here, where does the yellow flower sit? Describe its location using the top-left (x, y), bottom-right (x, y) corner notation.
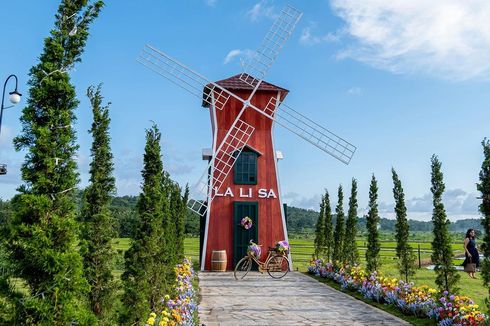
top-left (147, 317), bottom-right (155, 326)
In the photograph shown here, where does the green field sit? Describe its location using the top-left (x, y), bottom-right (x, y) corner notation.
top-left (112, 237), bottom-right (486, 308)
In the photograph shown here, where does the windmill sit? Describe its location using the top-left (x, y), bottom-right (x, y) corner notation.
top-left (138, 5), bottom-right (356, 271)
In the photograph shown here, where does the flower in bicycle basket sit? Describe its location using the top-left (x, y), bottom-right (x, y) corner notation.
top-left (240, 216), bottom-right (253, 230)
top-left (247, 240), bottom-right (261, 258)
top-left (275, 240), bottom-right (290, 254)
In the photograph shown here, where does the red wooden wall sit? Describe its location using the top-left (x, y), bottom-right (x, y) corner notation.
top-left (203, 89), bottom-right (288, 270)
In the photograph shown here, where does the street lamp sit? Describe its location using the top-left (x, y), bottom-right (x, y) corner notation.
top-left (0, 74), bottom-right (22, 135)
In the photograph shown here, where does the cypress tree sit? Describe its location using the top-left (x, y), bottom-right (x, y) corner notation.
top-left (323, 190), bottom-right (334, 261)
top-left (332, 185), bottom-right (345, 265)
top-left (7, 1), bottom-right (103, 324)
top-left (366, 175), bottom-right (381, 273)
top-left (392, 168), bottom-right (416, 282)
top-left (175, 185), bottom-right (189, 260)
top-left (478, 139), bottom-right (490, 311)
top-left (122, 124), bottom-right (167, 324)
top-left (430, 155), bottom-right (459, 292)
top-left (80, 84), bottom-right (117, 323)
top-left (344, 178), bottom-right (359, 265)
top-left (314, 193), bottom-right (326, 258)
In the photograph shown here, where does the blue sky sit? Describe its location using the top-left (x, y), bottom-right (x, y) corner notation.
top-left (1, 0), bottom-right (489, 221)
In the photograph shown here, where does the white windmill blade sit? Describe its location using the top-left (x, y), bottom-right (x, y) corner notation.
top-left (138, 45), bottom-right (232, 111)
top-left (244, 96), bottom-right (356, 164)
top-left (240, 5), bottom-right (303, 88)
top-left (188, 119), bottom-right (255, 216)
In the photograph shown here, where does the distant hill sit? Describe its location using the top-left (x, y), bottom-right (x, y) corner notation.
top-left (0, 196), bottom-right (483, 237)
top-left (285, 205), bottom-right (483, 234)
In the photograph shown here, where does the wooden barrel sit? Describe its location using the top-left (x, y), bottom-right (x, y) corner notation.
top-left (211, 250), bottom-right (227, 272)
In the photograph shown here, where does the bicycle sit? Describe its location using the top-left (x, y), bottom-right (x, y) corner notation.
top-left (234, 244), bottom-right (290, 280)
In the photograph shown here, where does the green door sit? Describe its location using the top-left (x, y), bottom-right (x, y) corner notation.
top-left (233, 201), bottom-right (258, 267)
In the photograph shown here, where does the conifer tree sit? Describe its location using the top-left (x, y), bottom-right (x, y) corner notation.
top-left (80, 84), bottom-right (117, 323)
top-left (478, 139), bottom-right (490, 311)
top-left (7, 1), bottom-right (103, 324)
top-left (122, 124), bottom-right (167, 324)
top-left (366, 175), bottom-right (381, 273)
top-left (332, 185), bottom-right (345, 264)
top-left (314, 194), bottom-right (326, 258)
top-left (175, 185), bottom-right (189, 260)
top-left (344, 178), bottom-right (359, 265)
top-left (323, 190), bottom-right (334, 261)
top-left (430, 155), bottom-right (459, 292)
top-left (392, 168), bottom-right (416, 282)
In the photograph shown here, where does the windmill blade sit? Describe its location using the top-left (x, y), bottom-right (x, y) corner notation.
top-left (258, 97), bottom-right (356, 164)
top-left (240, 5), bottom-right (302, 88)
top-left (188, 119), bottom-right (255, 216)
top-left (138, 45), bottom-right (232, 110)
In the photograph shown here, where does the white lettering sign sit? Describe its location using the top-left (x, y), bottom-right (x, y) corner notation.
top-left (213, 187), bottom-right (277, 199)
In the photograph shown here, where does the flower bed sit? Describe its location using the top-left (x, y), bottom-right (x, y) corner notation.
top-left (308, 259), bottom-right (487, 326)
top-left (146, 258), bottom-right (198, 326)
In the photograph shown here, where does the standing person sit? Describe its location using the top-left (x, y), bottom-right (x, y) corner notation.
top-left (462, 229), bottom-right (480, 278)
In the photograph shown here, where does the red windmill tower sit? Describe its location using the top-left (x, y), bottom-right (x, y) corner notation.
top-left (138, 5), bottom-right (356, 271)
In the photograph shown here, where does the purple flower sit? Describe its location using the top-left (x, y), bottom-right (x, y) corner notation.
top-left (443, 290), bottom-right (449, 296)
top-left (449, 295), bottom-right (454, 301)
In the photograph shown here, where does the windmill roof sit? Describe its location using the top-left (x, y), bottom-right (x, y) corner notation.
top-left (202, 74), bottom-right (289, 107)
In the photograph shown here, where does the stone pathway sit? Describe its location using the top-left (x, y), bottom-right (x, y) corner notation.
top-left (198, 271), bottom-right (410, 326)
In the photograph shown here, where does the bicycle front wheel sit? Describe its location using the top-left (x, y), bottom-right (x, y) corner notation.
top-left (266, 254), bottom-right (290, 279)
top-left (234, 256), bottom-right (252, 280)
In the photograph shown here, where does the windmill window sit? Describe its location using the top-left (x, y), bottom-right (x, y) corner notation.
top-left (234, 150), bottom-right (258, 185)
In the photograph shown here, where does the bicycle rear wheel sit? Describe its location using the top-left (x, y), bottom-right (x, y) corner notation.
top-left (234, 257), bottom-right (252, 280)
top-left (266, 254), bottom-right (290, 279)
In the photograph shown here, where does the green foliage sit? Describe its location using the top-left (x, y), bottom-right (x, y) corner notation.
top-left (366, 175), bottom-right (381, 273)
top-left (430, 155), bottom-right (459, 292)
top-left (122, 124), bottom-right (168, 324)
top-left (477, 139), bottom-right (490, 311)
top-left (333, 185), bottom-right (345, 264)
top-left (314, 193), bottom-right (326, 258)
top-left (5, 1), bottom-right (103, 324)
top-left (392, 168), bottom-right (416, 282)
top-left (323, 190), bottom-right (334, 261)
top-left (344, 179), bottom-right (359, 265)
top-left (176, 185), bottom-right (189, 259)
top-left (80, 84), bottom-right (117, 323)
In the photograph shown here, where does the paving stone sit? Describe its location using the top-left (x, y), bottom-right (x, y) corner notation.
top-left (198, 271), bottom-right (410, 326)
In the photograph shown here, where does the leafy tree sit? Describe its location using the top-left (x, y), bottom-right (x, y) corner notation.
top-left (314, 193), bottom-right (326, 258)
top-left (6, 1), bottom-right (103, 324)
top-left (122, 124), bottom-right (167, 324)
top-left (430, 155), bottom-right (459, 292)
top-left (80, 84), bottom-right (117, 323)
top-left (477, 139), bottom-right (490, 310)
top-left (366, 175), bottom-right (381, 273)
top-left (344, 178), bottom-right (359, 265)
top-left (392, 168), bottom-right (416, 282)
top-left (323, 190), bottom-right (334, 261)
top-left (332, 185), bottom-right (345, 264)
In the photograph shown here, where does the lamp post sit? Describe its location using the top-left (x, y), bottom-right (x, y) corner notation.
top-left (0, 74), bottom-right (22, 135)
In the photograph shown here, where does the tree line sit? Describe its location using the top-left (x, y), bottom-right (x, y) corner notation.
top-left (0, 1), bottom-right (187, 325)
top-left (314, 148), bottom-right (490, 302)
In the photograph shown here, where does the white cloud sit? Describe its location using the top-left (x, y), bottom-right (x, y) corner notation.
top-left (346, 87), bottom-right (362, 96)
top-left (283, 192), bottom-right (321, 210)
top-left (223, 49), bottom-right (242, 65)
top-left (300, 26), bottom-right (340, 45)
top-left (246, 1), bottom-right (277, 22)
top-left (330, 0), bottom-right (490, 80)
top-left (205, 0), bottom-right (217, 7)
top-left (223, 49), bottom-right (255, 65)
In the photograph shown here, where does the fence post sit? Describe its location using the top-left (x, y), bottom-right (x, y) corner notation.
top-left (418, 244), bottom-right (421, 268)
